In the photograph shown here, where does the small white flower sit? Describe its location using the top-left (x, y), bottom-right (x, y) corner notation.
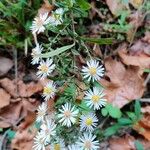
top-left (58, 103), bottom-right (79, 127)
top-left (30, 13), bottom-right (51, 34)
top-left (67, 144), bottom-right (80, 150)
top-left (33, 131), bottom-right (46, 150)
top-left (82, 60), bottom-right (104, 82)
top-left (49, 8), bottom-right (64, 26)
top-left (42, 81), bottom-right (56, 101)
top-left (31, 44), bottom-right (43, 65)
top-left (80, 113), bottom-right (98, 132)
top-left (51, 138), bottom-right (66, 150)
top-left (40, 117), bottom-right (56, 143)
top-left (77, 133), bottom-right (99, 150)
top-left (37, 58), bottom-right (55, 79)
top-left (36, 102), bottom-right (47, 123)
top-left (84, 87), bottom-right (107, 110)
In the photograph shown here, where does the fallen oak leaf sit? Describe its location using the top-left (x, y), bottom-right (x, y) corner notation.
top-left (0, 88), bottom-right (10, 109)
top-left (118, 49), bottom-right (150, 70)
top-left (100, 58), bottom-right (145, 108)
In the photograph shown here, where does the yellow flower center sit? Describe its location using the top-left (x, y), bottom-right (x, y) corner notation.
top-left (44, 87), bottom-right (53, 95)
top-left (54, 144), bottom-right (60, 150)
top-left (89, 67), bottom-right (97, 75)
top-left (64, 110), bottom-right (71, 118)
top-left (85, 118), bottom-right (93, 126)
top-left (84, 141), bottom-right (91, 149)
top-left (40, 65), bottom-right (48, 73)
top-left (54, 14), bottom-right (61, 20)
top-left (92, 95), bottom-right (100, 103)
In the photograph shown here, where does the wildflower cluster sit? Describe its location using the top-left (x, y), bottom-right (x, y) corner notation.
top-left (30, 3), bottom-right (107, 150)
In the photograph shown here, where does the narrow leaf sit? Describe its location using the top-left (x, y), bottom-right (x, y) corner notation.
top-left (80, 37), bottom-right (113, 44)
top-left (40, 43), bottom-right (75, 58)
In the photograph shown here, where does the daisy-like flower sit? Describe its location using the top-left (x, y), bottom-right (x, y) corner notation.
top-left (33, 131), bottom-right (46, 150)
top-left (82, 59), bottom-right (104, 82)
top-left (31, 44), bottom-right (43, 65)
top-left (40, 117), bottom-right (56, 143)
top-left (42, 81), bottom-right (56, 101)
top-left (37, 58), bottom-right (55, 79)
top-left (49, 8), bottom-right (64, 26)
top-left (77, 133), bottom-right (99, 150)
top-left (51, 138), bottom-right (66, 150)
top-left (80, 113), bottom-right (98, 132)
top-left (30, 13), bottom-right (51, 34)
top-left (36, 102), bottom-right (47, 123)
top-left (58, 103), bottom-right (79, 127)
top-left (84, 87), bottom-right (107, 110)
top-left (67, 144), bottom-right (80, 150)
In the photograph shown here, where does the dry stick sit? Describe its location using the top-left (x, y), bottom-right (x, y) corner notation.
top-left (13, 47), bottom-right (18, 97)
top-left (140, 98), bottom-right (150, 103)
top-left (144, 73), bottom-right (150, 86)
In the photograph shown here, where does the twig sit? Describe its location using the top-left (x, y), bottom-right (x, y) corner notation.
top-left (0, 130), bottom-right (9, 150)
top-left (13, 47), bottom-right (18, 97)
top-left (144, 73), bottom-right (150, 86)
top-left (140, 98), bottom-right (150, 103)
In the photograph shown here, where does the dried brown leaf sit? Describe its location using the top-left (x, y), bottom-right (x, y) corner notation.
top-left (118, 49), bottom-right (150, 69)
top-left (0, 88), bottom-right (10, 108)
top-left (11, 129), bottom-right (35, 150)
top-left (109, 135), bottom-right (150, 150)
top-left (0, 57), bottom-right (13, 76)
top-left (100, 58), bottom-right (145, 108)
top-left (106, 0), bottom-right (127, 16)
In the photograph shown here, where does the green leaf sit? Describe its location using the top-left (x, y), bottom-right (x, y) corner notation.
top-left (106, 104), bottom-right (122, 119)
top-left (104, 124), bottom-right (121, 137)
top-left (134, 100), bottom-right (141, 120)
top-left (78, 101), bottom-right (93, 112)
top-left (76, 0), bottom-right (91, 10)
top-left (80, 37), bottom-right (113, 44)
top-left (101, 108), bottom-right (108, 117)
top-left (144, 69), bottom-right (150, 73)
top-left (40, 43), bottom-right (75, 58)
top-left (0, 128), bottom-right (3, 132)
top-left (126, 112), bottom-right (137, 122)
top-left (135, 140), bottom-right (144, 150)
top-left (118, 118), bottom-right (133, 125)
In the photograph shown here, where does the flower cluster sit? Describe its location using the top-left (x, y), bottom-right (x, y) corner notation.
top-left (30, 5), bottom-right (107, 150)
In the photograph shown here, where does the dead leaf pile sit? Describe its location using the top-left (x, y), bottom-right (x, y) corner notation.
top-left (109, 134), bottom-right (150, 150)
top-left (0, 78), bottom-right (43, 128)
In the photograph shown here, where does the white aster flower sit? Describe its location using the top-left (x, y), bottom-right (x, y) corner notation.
top-left (37, 58), bottom-right (55, 79)
top-left (33, 131), bottom-right (46, 150)
top-left (30, 13), bottom-right (51, 34)
top-left (40, 117), bottom-right (56, 143)
top-left (42, 81), bottom-right (56, 101)
top-left (84, 87), bottom-right (107, 110)
top-left (80, 113), bottom-right (98, 132)
top-left (36, 102), bottom-right (47, 123)
top-left (58, 103), bottom-right (79, 127)
top-left (82, 59), bottom-right (104, 82)
top-left (68, 144), bottom-right (80, 150)
top-left (51, 138), bottom-right (66, 150)
top-left (31, 44), bottom-right (43, 65)
top-left (77, 133), bottom-right (99, 150)
top-left (49, 8), bottom-right (64, 26)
